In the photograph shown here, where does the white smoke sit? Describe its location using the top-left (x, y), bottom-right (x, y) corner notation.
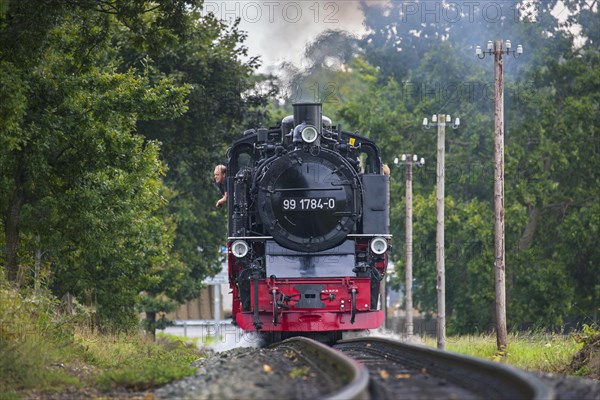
top-left (201, 1), bottom-right (386, 72)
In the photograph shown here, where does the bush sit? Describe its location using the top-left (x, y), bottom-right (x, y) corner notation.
top-left (0, 279), bottom-right (82, 397)
top-left (0, 274), bottom-right (205, 398)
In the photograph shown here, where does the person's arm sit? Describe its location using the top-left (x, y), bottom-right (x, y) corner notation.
top-left (216, 191), bottom-right (227, 208)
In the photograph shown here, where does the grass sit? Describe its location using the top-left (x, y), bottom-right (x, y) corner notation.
top-left (423, 332), bottom-right (583, 372)
top-left (78, 329), bottom-right (202, 390)
top-left (0, 282), bottom-right (206, 399)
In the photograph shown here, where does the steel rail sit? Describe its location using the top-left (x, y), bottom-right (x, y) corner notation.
top-left (274, 337), bottom-right (369, 400)
top-left (336, 337), bottom-right (554, 400)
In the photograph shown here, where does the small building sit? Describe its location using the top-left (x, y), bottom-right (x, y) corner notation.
top-left (165, 247), bottom-right (231, 321)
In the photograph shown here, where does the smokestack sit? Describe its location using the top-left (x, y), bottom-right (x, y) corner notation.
top-left (293, 103), bottom-right (322, 134)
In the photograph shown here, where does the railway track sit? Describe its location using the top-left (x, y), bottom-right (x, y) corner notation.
top-left (274, 336), bottom-right (555, 400)
top-left (272, 337), bottom-right (369, 400)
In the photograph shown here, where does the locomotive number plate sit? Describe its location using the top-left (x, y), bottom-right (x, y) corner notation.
top-left (282, 197), bottom-right (336, 211)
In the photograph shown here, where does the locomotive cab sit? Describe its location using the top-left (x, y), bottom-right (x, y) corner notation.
top-left (227, 103), bottom-right (390, 340)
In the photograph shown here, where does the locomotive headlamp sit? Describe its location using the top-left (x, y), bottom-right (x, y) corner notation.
top-left (370, 237), bottom-right (388, 255)
top-left (231, 240), bottom-right (249, 258)
top-left (301, 126), bottom-right (319, 144)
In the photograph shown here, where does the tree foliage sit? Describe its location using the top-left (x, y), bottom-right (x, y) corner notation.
top-left (0, 0), bottom-right (266, 331)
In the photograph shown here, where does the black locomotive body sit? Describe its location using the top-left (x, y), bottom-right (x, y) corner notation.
top-left (227, 103), bottom-right (390, 341)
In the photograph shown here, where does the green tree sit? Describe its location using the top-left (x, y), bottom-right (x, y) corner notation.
top-left (0, 0), bottom-right (266, 330)
top-left (122, 8), bottom-right (274, 313)
top-left (506, 49), bottom-right (600, 327)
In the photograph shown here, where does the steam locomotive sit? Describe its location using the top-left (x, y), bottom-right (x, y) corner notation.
top-left (226, 103), bottom-right (390, 343)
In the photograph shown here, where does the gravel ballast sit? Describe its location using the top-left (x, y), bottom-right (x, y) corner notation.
top-left (153, 345), bottom-right (600, 400)
top-left (154, 346), bottom-right (342, 400)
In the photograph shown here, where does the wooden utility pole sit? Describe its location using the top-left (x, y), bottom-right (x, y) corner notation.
top-left (405, 158), bottom-right (414, 341)
top-left (395, 154), bottom-right (424, 342)
top-left (476, 38), bottom-right (522, 352)
top-left (436, 115), bottom-right (446, 350)
top-left (493, 39), bottom-right (508, 351)
top-left (424, 114), bottom-right (458, 349)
